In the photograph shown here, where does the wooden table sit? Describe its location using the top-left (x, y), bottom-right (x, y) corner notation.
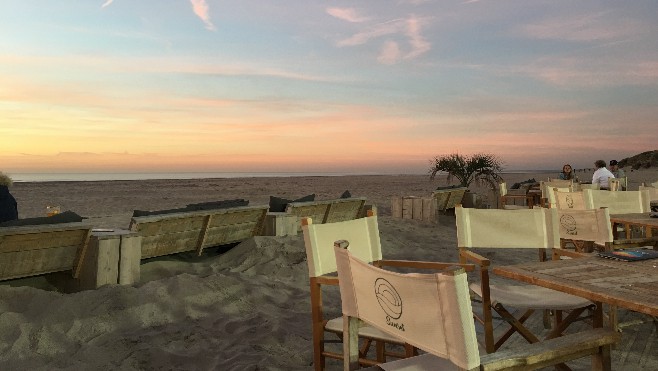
top-left (493, 257), bottom-right (658, 317)
top-left (610, 212), bottom-right (658, 239)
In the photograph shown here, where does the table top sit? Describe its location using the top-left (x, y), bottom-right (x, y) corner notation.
top-left (610, 212), bottom-right (658, 226)
top-left (493, 257), bottom-right (658, 316)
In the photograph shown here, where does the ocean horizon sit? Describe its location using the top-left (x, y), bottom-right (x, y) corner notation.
top-left (9, 170), bottom-right (555, 183)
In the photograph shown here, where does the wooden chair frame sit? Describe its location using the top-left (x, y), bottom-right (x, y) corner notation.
top-left (456, 206), bottom-right (595, 357)
top-left (337, 246), bottom-right (620, 371)
top-left (302, 210), bottom-right (475, 370)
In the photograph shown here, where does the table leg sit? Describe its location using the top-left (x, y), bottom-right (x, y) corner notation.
top-left (591, 302), bottom-right (612, 371)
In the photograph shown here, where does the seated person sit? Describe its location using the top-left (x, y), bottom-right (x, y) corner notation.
top-left (558, 163), bottom-right (575, 180)
top-left (609, 160), bottom-right (626, 190)
top-left (0, 172), bottom-right (18, 223)
top-left (592, 160), bottom-right (615, 190)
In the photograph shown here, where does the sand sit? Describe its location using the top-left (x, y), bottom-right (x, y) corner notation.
top-left (2, 169), bottom-right (657, 370)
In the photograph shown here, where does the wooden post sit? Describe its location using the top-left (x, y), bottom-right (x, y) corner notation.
top-left (402, 197), bottom-right (414, 219)
top-left (263, 213), bottom-right (298, 236)
top-left (412, 197), bottom-right (423, 220)
top-left (422, 197), bottom-right (436, 222)
top-left (391, 196), bottom-right (402, 218)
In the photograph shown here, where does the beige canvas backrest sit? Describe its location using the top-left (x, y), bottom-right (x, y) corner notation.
top-left (302, 215), bottom-right (382, 277)
top-left (557, 208), bottom-right (613, 247)
top-left (541, 180), bottom-right (572, 199)
top-left (456, 207), bottom-right (560, 249)
top-left (583, 189), bottom-right (651, 214)
top-left (580, 183), bottom-right (600, 190)
top-left (546, 186), bottom-right (572, 207)
top-left (334, 246), bottom-right (480, 370)
top-left (553, 190), bottom-right (587, 210)
top-left (639, 185), bottom-right (658, 201)
top-left (498, 182), bottom-right (508, 197)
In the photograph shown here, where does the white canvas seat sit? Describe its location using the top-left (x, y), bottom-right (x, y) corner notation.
top-left (470, 284), bottom-right (591, 311)
top-left (334, 245), bottom-right (620, 371)
top-left (455, 206), bottom-right (596, 355)
top-left (302, 210), bottom-right (474, 370)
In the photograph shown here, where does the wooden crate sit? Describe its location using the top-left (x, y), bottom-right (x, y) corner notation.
top-left (391, 196), bottom-right (437, 222)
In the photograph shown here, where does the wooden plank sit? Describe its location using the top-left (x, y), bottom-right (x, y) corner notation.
top-left (195, 214), bottom-right (212, 256)
top-left (422, 198), bottom-right (435, 222)
top-left (133, 215), bottom-right (206, 236)
top-left (72, 229), bottom-right (92, 279)
top-left (0, 229), bottom-right (91, 253)
top-left (412, 197), bottom-right (423, 220)
top-left (0, 245), bottom-right (79, 280)
top-left (391, 196), bottom-right (402, 218)
top-left (325, 199), bottom-right (365, 223)
top-left (140, 229), bottom-right (200, 258)
top-left (118, 234), bottom-right (141, 285)
top-left (402, 197), bottom-right (414, 219)
top-left (203, 222), bottom-right (261, 247)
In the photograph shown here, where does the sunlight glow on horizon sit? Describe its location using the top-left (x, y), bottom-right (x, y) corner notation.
top-left (1, 1), bottom-right (657, 174)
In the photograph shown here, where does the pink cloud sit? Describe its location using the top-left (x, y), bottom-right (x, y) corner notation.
top-left (378, 41), bottom-right (401, 64)
top-left (190, 0), bottom-right (216, 31)
top-left (326, 7), bottom-right (370, 23)
top-left (337, 15), bottom-right (431, 64)
top-left (516, 11), bottom-right (641, 42)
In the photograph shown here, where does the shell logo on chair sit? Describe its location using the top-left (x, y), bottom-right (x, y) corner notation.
top-left (374, 277), bottom-right (405, 332)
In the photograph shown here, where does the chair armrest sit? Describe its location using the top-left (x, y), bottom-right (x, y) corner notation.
top-left (315, 275), bottom-right (339, 286)
top-left (480, 328), bottom-right (620, 371)
top-left (459, 249), bottom-right (491, 267)
top-left (377, 259), bottom-right (476, 272)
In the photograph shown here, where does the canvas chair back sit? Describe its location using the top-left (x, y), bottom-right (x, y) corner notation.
top-left (553, 190), bottom-right (587, 210)
top-left (541, 180), bottom-right (572, 199)
top-left (334, 246), bottom-right (480, 370)
top-left (580, 183), bottom-right (600, 190)
top-left (545, 186), bottom-right (572, 207)
top-left (456, 207), bottom-right (560, 249)
top-left (557, 208), bottom-right (613, 247)
top-left (302, 214), bottom-right (382, 277)
top-left (583, 189), bottom-right (651, 214)
top-left (639, 185), bottom-right (658, 201)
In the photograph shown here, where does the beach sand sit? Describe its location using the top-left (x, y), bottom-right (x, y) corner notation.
top-left (2, 169), bottom-right (657, 370)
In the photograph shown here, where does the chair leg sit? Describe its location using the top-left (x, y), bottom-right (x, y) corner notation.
top-left (493, 305), bottom-right (539, 349)
top-left (375, 341), bottom-right (385, 362)
top-left (545, 307), bottom-right (589, 340)
top-left (313, 328), bottom-right (325, 371)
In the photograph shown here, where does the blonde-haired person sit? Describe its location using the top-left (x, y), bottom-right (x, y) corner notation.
top-left (0, 172), bottom-right (18, 223)
top-left (592, 160), bottom-right (614, 190)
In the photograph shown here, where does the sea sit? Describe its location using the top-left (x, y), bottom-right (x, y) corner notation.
top-left (9, 170), bottom-right (553, 183)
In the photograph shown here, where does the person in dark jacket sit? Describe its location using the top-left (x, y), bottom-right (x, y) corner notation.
top-left (0, 172), bottom-right (18, 223)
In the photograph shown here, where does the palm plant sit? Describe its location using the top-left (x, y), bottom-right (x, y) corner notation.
top-left (429, 153), bottom-right (504, 189)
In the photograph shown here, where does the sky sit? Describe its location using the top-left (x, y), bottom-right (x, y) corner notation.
top-left (1, 1), bottom-right (657, 175)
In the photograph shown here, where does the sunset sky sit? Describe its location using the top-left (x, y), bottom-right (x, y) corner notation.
top-left (1, 1), bottom-right (657, 174)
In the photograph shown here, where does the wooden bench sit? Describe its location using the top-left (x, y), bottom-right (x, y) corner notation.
top-left (264, 197), bottom-right (368, 235)
top-left (432, 187), bottom-right (467, 212)
top-left (130, 205), bottom-right (269, 259)
top-left (0, 222), bottom-right (92, 282)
